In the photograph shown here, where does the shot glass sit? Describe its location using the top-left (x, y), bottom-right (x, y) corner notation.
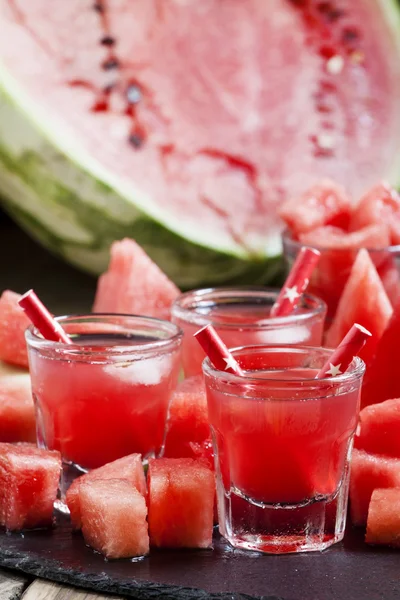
top-left (203, 345), bottom-right (365, 554)
top-left (26, 314), bottom-right (182, 488)
top-left (283, 229), bottom-right (400, 320)
top-left (171, 287), bottom-right (327, 377)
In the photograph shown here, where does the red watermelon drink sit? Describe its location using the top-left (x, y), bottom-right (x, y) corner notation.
top-left (203, 345), bottom-right (365, 554)
top-left (171, 288), bottom-right (326, 377)
top-left (25, 314), bottom-right (182, 491)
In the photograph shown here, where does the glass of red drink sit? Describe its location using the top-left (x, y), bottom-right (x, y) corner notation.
top-left (203, 345), bottom-right (365, 554)
top-left (283, 229), bottom-right (400, 321)
top-left (26, 314), bottom-right (182, 492)
top-left (171, 288), bottom-right (326, 377)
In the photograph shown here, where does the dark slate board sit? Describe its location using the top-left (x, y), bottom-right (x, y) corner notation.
top-left (0, 518), bottom-right (398, 600)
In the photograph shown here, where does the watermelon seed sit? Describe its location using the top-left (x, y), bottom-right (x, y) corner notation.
top-left (350, 50), bottom-right (365, 65)
top-left (127, 84), bottom-right (142, 105)
top-left (93, 2), bottom-right (104, 13)
top-left (128, 134), bottom-right (143, 149)
top-left (326, 55), bottom-right (344, 75)
top-left (316, 2), bottom-right (344, 22)
top-left (102, 57), bottom-right (120, 71)
top-left (342, 27), bottom-right (359, 43)
top-left (101, 36), bottom-right (115, 47)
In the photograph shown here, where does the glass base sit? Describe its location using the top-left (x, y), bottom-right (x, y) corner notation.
top-left (218, 483), bottom-right (348, 555)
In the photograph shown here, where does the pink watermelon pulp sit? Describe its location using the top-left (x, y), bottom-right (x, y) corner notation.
top-left (366, 488), bottom-right (400, 548)
top-left (80, 478), bottom-right (149, 559)
top-left (0, 361), bottom-right (35, 443)
top-left (349, 183), bottom-right (400, 245)
top-left (349, 449), bottom-right (400, 527)
top-left (163, 376), bottom-right (211, 460)
top-left (355, 398), bottom-right (400, 458)
top-left (66, 453), bottom-right (146, 529)
top-left (0, 443), bottom-right (61, 531)
top-left (325, 249), bottom-right (392, 365)
top-left (93, 239), bottom-right (180, 320)
top-left (148, 458), bottom-right (214, 549)
top-left (1, 1), bottom-right (400, 281)
top-left (0, 291), bottom-right (30, 368)
top-left (361, 302), bottom-right (400, 408)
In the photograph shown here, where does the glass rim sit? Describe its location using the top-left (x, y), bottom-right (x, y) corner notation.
top-left (282, 228), bottom-right (400, 254)
top-left (202, 344), bottom-right (365, 386)
top-left (171, 286), bottom-right (326, 328)
top-left (25, 313), bottom-right (183, 357)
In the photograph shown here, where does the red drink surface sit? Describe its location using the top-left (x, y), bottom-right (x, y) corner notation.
top-left (29, 333), bottom-right (181, 469)
top-left (207, 367), bottom-right (359, 505)
top-left (174, 303), bottom-right (324, 377)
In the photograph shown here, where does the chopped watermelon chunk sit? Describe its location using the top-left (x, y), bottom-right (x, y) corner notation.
top-left (361, 301), bottom-right (400, 408)
top-left (349, 449), bottom-right (400, 527)
top-left (93, 239), bottom-right (180, 320)
top-left (0, 443), bottom-right (61, 531)
top-left (366, 488), bottom-right (400, 548)
top-left (148, 458), bottom-right (214, 548)
top-left (66, 453), bottom-right (146, 529)
top-left (0, 361), bottom-right (35, 443)
top-left (349, 182), bottom-right (400, 246)
top-left (163, 376), bottom-right (211, 459)
top-left (298, 225), bottom-right (390, 319)
top-left (355, 398), bottom-right (400, 458)
top-left (325, 249), bottom-right (392, 366)
top-left (80, 479), bottom-right (149, 559)
top-left (0, 291), bottom-right (30, 368)
top-left (279, 180), bottom-right (351, 234)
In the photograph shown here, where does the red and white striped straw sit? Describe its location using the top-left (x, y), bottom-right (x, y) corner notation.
top-left (317, 323), bottom-right (372, 379)
top-left (194, 324), bottom-right (244, 376)
top-left (19, 290), bottom-right (72, 344)
top-left (270, 246), bottom-right (321, 318)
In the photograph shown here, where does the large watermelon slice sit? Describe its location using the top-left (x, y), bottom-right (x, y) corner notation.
top-left (361, 301), bottom-right (400, 408)
top-left (0, 2), bottom-right (400, 286)
top-left (93, 238), bottom-right (179, 320)
top-left (325, 249), bottom-right (392, 365)
top-left (0, 361), bottom-right (35, 443)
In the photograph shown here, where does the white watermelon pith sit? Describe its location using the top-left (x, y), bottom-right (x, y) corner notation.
top-left (0, 2), bottom-right (400, 285)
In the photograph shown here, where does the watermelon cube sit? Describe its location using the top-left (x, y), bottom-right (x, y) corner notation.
top-left (297, 224), bottom-right (390, 319)
top-left (80, 479), bottom-right (149, 559)
top-left (366, 488), bottom-right (400, 548)
top-left (0, 443), bottom-right (61, 530)
top-left (0, 361), bottom-right (36, 443)
top-left (163, 376), bottom-right (211, 459)
top-left (325, 249), bottom-right (392, 366)
top-left (93, 238), bottom-right (180, 320)
top-left (361, 302), bottom-right (400, 408)
top-left (278, 179), bottom-right (351, 234)
top-left (349, 449), bottom-right (400, 527)
top-left (0, 291), bottom-right (30, 368)
top-left (349, 182), bottom-right (400, 246)
top-left (148, 458), bottom-right (214, 548)
top-left (66, 453), bottom-right (146, 529)
top-left (355, 398), bottom-right (400, 458)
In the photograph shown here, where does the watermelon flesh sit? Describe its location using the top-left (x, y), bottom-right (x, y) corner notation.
top-left (361, 302), bottom-right (400, 408)
top-left (0, 442), bottom-right (61, 531)
top-left (66, 453), bottom-right (146, 530)
top-left (0, 361), bottom-right (35, 443)
top-left (148, 458), bottom-right (214, 548)
top-left (325, 249), bottom-right (392, 366)
top-left (0, 291), bottom-right (30, 368)
top-left (80, 479), bottom-right (149, 559)
top-left (355, 398), bottom-right (400, 458)
top-left (279, 180), bottom-right (351, 234)
top-left (1, 2), bottom-right (400, 283)
top-left (366, 488), bottom-right (400, 548)
top-left (163, 376), bottom-right (211, 460)
top-left (93, 238), bottom-right (180, 320)
top-left (349, 183), bottom-right (400, 245)
top-left (349, 449), bottom-right (400, 527)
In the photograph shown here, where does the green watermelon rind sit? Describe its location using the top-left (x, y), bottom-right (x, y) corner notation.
top-left (0, 63), bottom-right (282, 288)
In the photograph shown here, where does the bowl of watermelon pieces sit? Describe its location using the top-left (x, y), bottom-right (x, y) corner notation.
top-left (281, 180), bottom-right (400, 321)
